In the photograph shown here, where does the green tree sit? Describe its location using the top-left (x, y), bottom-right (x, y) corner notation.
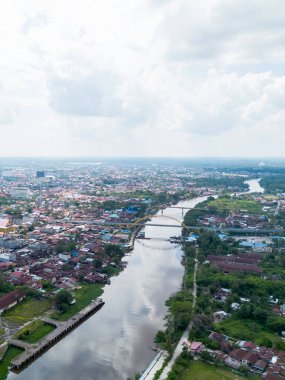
top-left (238, 365), bottom-right (249, 376)
top-left (104, 244), bottom-right (123, 256)
top-left (154, 330), bottom-right (166, 344)
top-left (55, 289), bottom-right (73, 310)
top-left (200, 350), bottom-right (212, 362)
top-left (258, 337), bottom-right (272, 348)
top-left (93, 259), bottom-right (103, 268)
top-left (42, 280), bottom-right (54, 291)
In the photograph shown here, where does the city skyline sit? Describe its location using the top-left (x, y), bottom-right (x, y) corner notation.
top-left (0, 0), bottom-right (284, 157)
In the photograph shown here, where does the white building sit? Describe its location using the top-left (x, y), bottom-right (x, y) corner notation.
top-left (10, 187), bottom-right (30, 200)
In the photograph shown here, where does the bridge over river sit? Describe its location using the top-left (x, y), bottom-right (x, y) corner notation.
top-left (70, 218), bottom-right (280, 234)
top-left (6, 179), bottom-right (268, 380)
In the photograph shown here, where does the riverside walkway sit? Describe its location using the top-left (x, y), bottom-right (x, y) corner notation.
top-left (138, 350), bottom-right (168, 380)
top-left (9, 298), bottom-right (104, 371)
top-left (41, 317), bottom-right (62, 328)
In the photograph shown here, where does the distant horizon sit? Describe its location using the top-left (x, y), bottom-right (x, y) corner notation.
top-left (0, 156), bottom-right (285, 162)
top-left (0, 156), bottom-right (284, 159)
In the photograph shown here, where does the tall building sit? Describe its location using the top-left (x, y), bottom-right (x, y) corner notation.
top-left (36, 171), bottom-right (45, 178)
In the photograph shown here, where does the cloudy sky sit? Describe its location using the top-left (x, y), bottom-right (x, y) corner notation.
top-left (0, 0), bottom-right (284, 157)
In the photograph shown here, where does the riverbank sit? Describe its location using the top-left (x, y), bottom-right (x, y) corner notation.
top-left (0, 284), bottom-right (104, 379)
top-left (2, 193), bottom-right (199, 380)
top-left (144, 179), bottom-right (266, 379)
top-left (5, 182), bottom-right (258, 380)
top-left (10, 298), bottom-right (104, 371)
top-left (7, 195), bottom-right (207, 380)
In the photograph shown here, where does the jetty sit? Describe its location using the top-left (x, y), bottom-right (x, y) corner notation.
top-left (9, 298), bottom-right (104, 371)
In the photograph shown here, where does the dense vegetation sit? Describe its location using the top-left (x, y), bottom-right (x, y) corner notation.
top-left (156, 223), bottom-right (285, 379)
top-left (260, 175), bottom-right (285, 194)
top-left (190, 232), bottom-right (285, 350)
top-left (194, 176), bottom-right (248, 191)
top-left (154, 244), bottom-right (196, 352)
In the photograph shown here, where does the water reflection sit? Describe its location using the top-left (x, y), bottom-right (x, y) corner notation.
top-left (7, 187), bottom-right (263, 380)
top-left (8, 199), bottom-right (206, 380)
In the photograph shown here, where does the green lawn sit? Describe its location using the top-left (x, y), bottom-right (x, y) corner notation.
top-left (3, 297), bottom-right (51, 325)
top-left (14, 320), bottom-right (55, 343)
top-left (217, 317), bottom-right (282, 348)
top-left (181, 361), bottom-right (260, 380)
top-left (206, 197), bottom-right (262, 215)
top-left (0, 346), bottom-right (23, 380)
top-left (52, 284), bottom-right (103, 321)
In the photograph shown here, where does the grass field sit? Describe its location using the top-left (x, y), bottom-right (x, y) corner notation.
top-left (206, 197), bottom-right (262, 215)
top-left (217, 317), bottom-right (282, 348)
top-left (3, 297), bottom-right (51, 325)
top-left (0, 346), bottom-right (23, 380)
top-left (14, 320), bottom-right (54, 343)
top-left (52, 283), bottom-right (103, 321)
top-left (181, 361), bottom-right (260, 380)
top-left (185, 197), bottom-right (263, 226)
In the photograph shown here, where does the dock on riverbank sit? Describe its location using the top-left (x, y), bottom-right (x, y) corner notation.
top-left (9, 298), bottom-right (104, 371)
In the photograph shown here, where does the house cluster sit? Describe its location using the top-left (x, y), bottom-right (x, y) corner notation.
top-left (198, 212), bottom-right (271, 230)
top-left (208, 332), bottom-right (285, 380)
top-left (0, 163), bottom-right (220, 295)
top-left (0, 219), bottom-right (130, 291)
top-left (183, 332), bottom-right (285, 379)
top-left (197, 192), bottom-right (284, 233)
top-left (0, 289), bottom-right (26, 315)
top-left (183, 332), bottom-right (285, 380)
top-left (207, 252), bottom-right (263, 274)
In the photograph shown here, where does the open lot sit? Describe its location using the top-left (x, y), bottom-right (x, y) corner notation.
top-left (52, 284), bottom-right (103, 321)
top-left (14, 320), bottom-right (55, 343)
top-left (181, 360), bottom-right (260, 380)
top-left (217, 317), bottom-right (283, 348)
top-left (3, 298), bottom-right (51, 325)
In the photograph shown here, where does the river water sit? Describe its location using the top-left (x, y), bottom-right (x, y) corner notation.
top-left (244, 178), bottom-right (264, 194)
top-left (7, 180), bottom-right (262, 380)
top-left (8, 195), bottom-right (208, 380)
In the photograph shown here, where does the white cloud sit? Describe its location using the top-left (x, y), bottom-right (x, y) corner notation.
top-left (0, 104), bottom-right (14, 125)
top-left (0, 0), bottom-right (284, 157)
top-left (158, 0), bottom-right (285, 66)
top-left (47, 65), bottom-right (122, 117)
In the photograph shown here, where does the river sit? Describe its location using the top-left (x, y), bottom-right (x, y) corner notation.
top-left (7, 195), bottom-right (209, 380)
top-left (244, 178), bottom-right (264, 194)
top-left (7, 180), bottom-right (263, 380)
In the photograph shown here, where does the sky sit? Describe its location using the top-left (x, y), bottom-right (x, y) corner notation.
top-left (0, 0), bottom-right (284, 157)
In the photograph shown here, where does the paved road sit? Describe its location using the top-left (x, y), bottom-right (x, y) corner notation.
top-left (139, 351), bottom-right (168, 380)
top-left (158, 253), bottom-right (198, 379)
